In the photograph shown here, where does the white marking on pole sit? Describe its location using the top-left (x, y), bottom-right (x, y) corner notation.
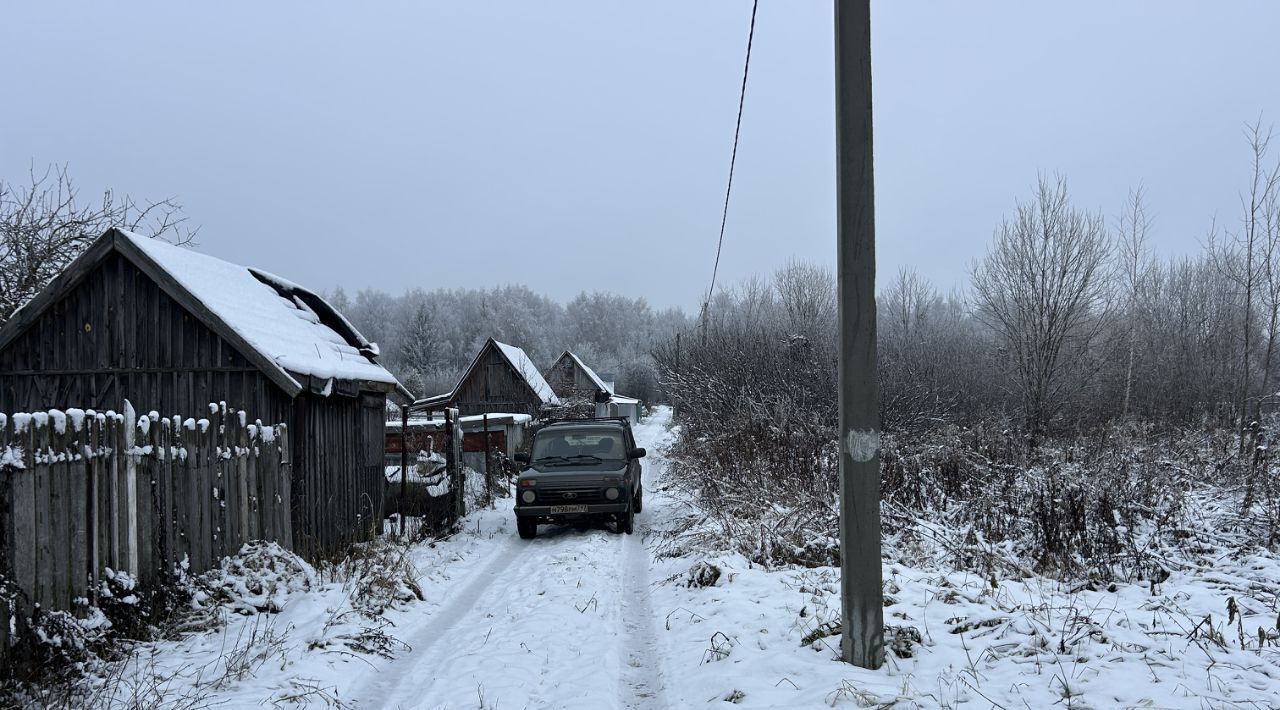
top-left (845, 429), bottom-right (880, 463)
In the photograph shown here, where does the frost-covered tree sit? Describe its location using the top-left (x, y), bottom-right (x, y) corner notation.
top-left (0, 165), bottom-right (194, 322)
top-left (972, 176), bottom-right (1112, 443)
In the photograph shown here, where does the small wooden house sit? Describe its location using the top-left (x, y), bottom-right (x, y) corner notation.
top-left (545, 350), bottom-right (613, 404)
top-left (0, 228), bottom-right (411, 558)
top-left (415, 338), bottom-right (559, 417)
top-left (544, 351), bottom-right (643, 423)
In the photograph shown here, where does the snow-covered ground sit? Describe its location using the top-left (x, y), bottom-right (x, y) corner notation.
top-left (80, 406), bottom-right (1280, 709)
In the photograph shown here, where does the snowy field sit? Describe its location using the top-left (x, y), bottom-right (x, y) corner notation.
top-left (74, 406), bottom-right (1280, 709)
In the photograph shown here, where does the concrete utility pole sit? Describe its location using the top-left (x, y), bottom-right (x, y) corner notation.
top-left (835, 0), bottom-right (884, 669)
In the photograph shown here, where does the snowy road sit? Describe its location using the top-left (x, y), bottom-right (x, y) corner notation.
top-left (350, 409), bottom-right (676, 710)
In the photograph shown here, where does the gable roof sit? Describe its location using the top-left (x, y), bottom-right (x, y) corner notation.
top-left (414, 338), bottom-right (560, 408)
top-left (553, 350), bottom-right (614, 395)
top-left (0, 229), bottom-right (409, 401)
top-left (493, 340), bottom-right (559, 405)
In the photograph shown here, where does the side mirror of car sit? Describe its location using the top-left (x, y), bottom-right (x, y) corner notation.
top-left (629, 447), bottom-right (647, 459)
top-left (514, 452), bottom-right (531, 464)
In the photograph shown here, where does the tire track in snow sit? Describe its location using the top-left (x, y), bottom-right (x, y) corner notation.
top-left (347, 534), bottom-right (522, 706)
top-left (351, 409), bottom-right (676, 710)
top-left (620, 522), bottom-right (668, 709)
top-left (358, 522), bottom-right (622, 709)
top-left (621, 411), bottom-right (674, 710)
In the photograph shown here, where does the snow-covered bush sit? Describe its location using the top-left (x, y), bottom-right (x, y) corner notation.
top-left (665, 408), bottom-right (1280, 583)
top-left (194, 542), bottom-right (317, 615)
top-left (328, 537), bottom-right (424, 619)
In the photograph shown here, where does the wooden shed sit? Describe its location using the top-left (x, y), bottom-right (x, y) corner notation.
top-left (0, 228), bottom-right (410, 559)
top-left (545, 350), bottom-right (613, 404)
top-left (544, 351), bottom-right (643, 423)
top-left (415, 338), bottom-right (559, 417)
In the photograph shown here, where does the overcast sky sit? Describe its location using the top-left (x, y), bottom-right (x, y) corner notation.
top-left (4, 2), bottom-right (1279, 311)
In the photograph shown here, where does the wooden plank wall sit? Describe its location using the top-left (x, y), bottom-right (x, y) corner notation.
top-left (0, 405), bottom-right (290, 642)
top-left (454, 345), bottom-right (543, 417)
top-left (0, 251), bottom-right (294, 426)
top-left (290, 396), bottom-right (385, 560)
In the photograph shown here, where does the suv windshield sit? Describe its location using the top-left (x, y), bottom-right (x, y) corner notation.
top-left (531, 428), bottom-right (627, 468)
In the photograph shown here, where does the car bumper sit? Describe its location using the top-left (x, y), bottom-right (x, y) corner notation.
top-left (515, 502), bottom-right (628, 518)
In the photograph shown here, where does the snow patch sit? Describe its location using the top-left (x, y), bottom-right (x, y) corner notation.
top-left (49, 409), bottom-right (67, 434)
top-left (1, 447), bottom-right (24, 469)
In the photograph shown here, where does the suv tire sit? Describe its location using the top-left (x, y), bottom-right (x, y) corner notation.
top-left (633, 487), bottom-right (643, 514)
top-left (517, 518), bottom-right (537, 540)
top-left (618, 506), bottom-right (634, 535)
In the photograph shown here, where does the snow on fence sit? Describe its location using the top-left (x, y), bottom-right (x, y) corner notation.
top-left (0, 402), bottom-right (290, 623)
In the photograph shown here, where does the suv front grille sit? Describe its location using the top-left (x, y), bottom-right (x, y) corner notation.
top-left (536, 483), bottom-right (607, 504)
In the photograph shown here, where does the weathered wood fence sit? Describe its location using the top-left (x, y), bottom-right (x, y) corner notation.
top-left (0, 402), bottom-right (289, 668)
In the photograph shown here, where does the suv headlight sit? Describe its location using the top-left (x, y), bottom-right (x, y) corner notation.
top-left (605, 487), bottom-right (620, 501)
top-left (521, 490), bottom-right (536, 504)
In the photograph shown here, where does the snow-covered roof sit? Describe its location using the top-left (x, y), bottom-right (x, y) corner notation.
top-left (609, 394), bottom-right (640, 405)
top-left (120, 231), bottom-right (400, 390)
top-left (494, 340), bottom-right (561, 405)
top-left (409, 338), bottom-right (559, 409)
top-left (0, 228), bottom-right (408, 400)
top-left (561, 351), bottom-right (614, 395)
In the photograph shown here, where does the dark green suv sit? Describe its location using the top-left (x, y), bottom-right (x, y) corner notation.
top-left (513, 418), bottom-right (646, 538)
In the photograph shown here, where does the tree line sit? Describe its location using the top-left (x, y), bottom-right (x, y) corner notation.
top-left (4, 121), bottom-right (1275, 434)
top-left (649, 122), bottom-right (1280, 574)
top-left (331, 286), bottom-right (687, 403)
top-left (658, 123), bottom-right (1280, 446)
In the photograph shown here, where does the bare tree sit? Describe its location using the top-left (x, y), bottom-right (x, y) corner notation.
top-left (882, 266), bottom-right (932, 343)
top-left (1116, 186), bottom-right (1152, 419)
top-left (1245, 126), bottom-right (1280, 422)
top-left (774, 260), bottom-right (836, 343)
top-left (972, 176), bottom-right (1112, 443)
top-left (0, 165), bottom-right (194, 321)
top-left (878, 268), bottom-right (958, 432)
top-left (1209, 121), bottom-right (1280, 451)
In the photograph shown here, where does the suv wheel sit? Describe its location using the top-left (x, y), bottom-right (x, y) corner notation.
top-left (517, 517), bottom-right (537, 540)
top-left (633, 487), bottom-right (643, 514)
top-left (618, 506), bottom-right (634, 535)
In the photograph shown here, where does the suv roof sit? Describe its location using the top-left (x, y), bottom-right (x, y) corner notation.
top-left (541, 417), bottom-right (630, 429)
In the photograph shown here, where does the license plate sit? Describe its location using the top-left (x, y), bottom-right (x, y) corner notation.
top-left (549, 505), bottom-right (588, 514)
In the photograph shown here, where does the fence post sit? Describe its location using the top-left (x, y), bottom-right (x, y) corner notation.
top-left (87, 413), bottom-right (100, 603)
top-left (483, 413), bottom-right (492, 509)
top-left (248, 416), bottom-right (261, 544)
top-left (0, 414), bottom-right (10, 582)
top-left (211, 403), bottom-right (226, 561)
top-left (106, 412), bottom-right (120, 584)
top-left (68, 412), bottom-right (89, 608)
top-left (399, 405), bottom-right (408, 538)
top-left (12, 419), bottom-right (35, 612)
top-left (0, 414), bottom-right (13, 673)
top-left (278, 424), bottom-right (292, 550)
top-left (123, 401), bottom-right (139, 580)
top-left (445, 407), bottom-right (464, 523)
top-left (222, 406), bottom-right (240, 557)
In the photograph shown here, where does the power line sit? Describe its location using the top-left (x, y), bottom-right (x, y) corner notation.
top-left (705, 0), bottom-right (760, 310)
